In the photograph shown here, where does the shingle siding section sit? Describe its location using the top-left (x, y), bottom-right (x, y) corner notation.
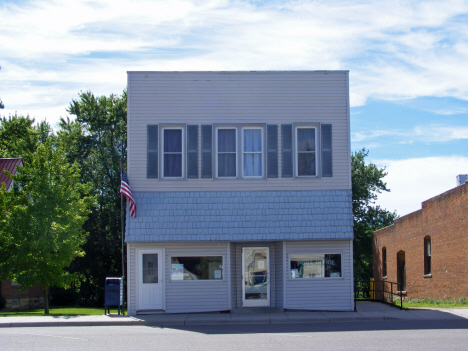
top-left (125, 190), bottom-right (353, 242)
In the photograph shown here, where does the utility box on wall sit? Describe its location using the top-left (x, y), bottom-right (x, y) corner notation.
top-left (104, 277), bottom-right (123, 315)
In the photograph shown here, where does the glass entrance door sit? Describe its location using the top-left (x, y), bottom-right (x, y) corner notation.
top-left (242, 247), bottom-right (270, 307)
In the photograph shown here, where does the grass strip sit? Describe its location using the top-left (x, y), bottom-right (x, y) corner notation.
top-left (0, 306), bottom-right (124, 317)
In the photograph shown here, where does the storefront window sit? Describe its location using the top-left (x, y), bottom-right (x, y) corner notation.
top-left (290, 254), bottom-right (341, 278)
top-left (171, 256), bottom-right (223, 280)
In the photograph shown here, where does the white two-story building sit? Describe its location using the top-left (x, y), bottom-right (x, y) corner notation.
top-left (125, 71), bottom-right (354, 315)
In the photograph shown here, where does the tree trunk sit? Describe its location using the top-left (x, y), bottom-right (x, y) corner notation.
top-left (44, 286), bottom-right (49, 315)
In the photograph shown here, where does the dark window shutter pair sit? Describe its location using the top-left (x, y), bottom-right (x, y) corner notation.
top-left (201, 125), bottom-right (212, 178)
top-left (282, 124), bottom-right (293, 178)
top-left (281, 124), bottom-right (332, 178)
top-left (203, 125), bottom-right (278, 179)
top-left (321, 124), bottom-right (332, 177)
top-left (147, 125), bottom-right (159, 178)
top-left (187, 125), bottom-right (198, 179)
top-left (147, 125), bottom-right (202, 179)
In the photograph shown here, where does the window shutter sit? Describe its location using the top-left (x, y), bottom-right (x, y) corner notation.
top-left (201, 125), bottom-right (213, 178)
top-left (187, 125), bottom-right (199, 179)
top-left (267, 124), bottom-right (278, 178)
top-left (147, 125), bottom-right (158, 178)
top-left (321, 124), bottom-right (332, 177)
top-left (282, 124), bottom-right (293, 178)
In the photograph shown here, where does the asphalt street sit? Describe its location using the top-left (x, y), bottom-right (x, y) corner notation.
top-left (1, 319), bottom-right (468, 351)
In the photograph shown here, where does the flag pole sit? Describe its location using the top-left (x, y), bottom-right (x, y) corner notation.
top-left (120, 156), bottom-right (126, 315)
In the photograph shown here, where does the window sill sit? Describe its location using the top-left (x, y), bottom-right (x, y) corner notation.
top-left (397, 291), bottom-right (407, 296)
top-left (424, 274), bottom-right (432, 278)
top-left (288, 277), bottom-right (344, 281)
top-left (382, 276), bottom-right (387, 280)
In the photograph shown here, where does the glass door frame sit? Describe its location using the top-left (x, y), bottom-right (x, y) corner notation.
top-left (242, 246), bottom-right (270, 307)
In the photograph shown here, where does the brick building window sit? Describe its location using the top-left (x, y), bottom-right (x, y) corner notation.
top-left (382, 247), bottom-right (387, 278)
top-left (397, 250), bottom-right (406, 292)
top-left (424, 236), bottom-right (431, 276)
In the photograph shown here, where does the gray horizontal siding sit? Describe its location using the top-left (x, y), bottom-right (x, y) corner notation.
top-left (125, 190), bottom-right (354, 243)
top-left (127, 245), bottom-right (137, 315)
top-left (164, 242), bottom-right (229, 313)
top-left (284, 240), bottom-right (353, 311)
top-left (127, 71), bottom-right (350, 192)
top-left (275, 242), bottom-right (284, 309)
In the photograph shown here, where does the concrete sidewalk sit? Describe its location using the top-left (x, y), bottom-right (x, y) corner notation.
top-left (1, 302), bottom-right (467, 328)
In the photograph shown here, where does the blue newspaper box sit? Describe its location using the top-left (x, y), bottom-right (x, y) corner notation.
top-left (105, 277), bottom-right (123, 315)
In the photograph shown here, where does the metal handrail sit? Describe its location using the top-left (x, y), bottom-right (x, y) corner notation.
top-left (354, 280), bottom-right (403, 310)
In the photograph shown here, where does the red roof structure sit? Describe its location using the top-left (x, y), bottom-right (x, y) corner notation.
top-left (0, 158), bottom-right (23, 190)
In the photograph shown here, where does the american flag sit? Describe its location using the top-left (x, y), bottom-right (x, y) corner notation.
top-left (120, 169), bottom-right (136, 218)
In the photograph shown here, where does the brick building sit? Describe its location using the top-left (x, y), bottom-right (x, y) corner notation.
top-left (0, 281), bottom-right (44, 310)
top-left (373, 181), bottom-right (468, 300)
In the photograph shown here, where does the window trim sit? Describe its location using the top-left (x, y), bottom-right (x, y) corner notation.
top-left (424, 236), bottom-right (431, 276)
top-left (169, 255), bottom-right (225, 282)
top-left (241, 126), bottom-right (264, 179)
top-left (159, 124), bottom-right (186, 181)
top-left (382, 247), bottom-right (387, 278)
top-left (214, 124), bottom-right (266, 180)
top-left (288, 252), bottom-right (343, 280)
top-left (293, 123), bottom-right (321, 179)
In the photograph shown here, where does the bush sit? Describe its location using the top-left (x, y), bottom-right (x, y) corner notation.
top-left (0, 294), bottom-right (6, 311)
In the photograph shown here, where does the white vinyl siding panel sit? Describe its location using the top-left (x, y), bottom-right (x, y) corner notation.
top-left (127, 71), bottom-right (351, 192)
top-left (165, 242), bottom-right (229, 313)
top-left (127, 245), bottom-right (137, 316)
top-left (284, 240), bottom-right (354, 311)
top-left (275, 242), bottom-right (284, 309)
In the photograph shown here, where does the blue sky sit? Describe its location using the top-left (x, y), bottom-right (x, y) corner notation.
top-left (1, 0), bottom-right (468, 216)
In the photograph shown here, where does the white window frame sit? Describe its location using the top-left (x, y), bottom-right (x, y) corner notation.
top-left (215, 127), bottom-right (237, 179)
top-left (169, 255), bottom-right (225, 282)
top-left (241, 127), bottom-right (264, 179)
top-left (161, 126), bottom-right (185, 180)
top-left (288, 252), bottom-right (343, 279)
top-left (295, 126), bottom-right (318, 178)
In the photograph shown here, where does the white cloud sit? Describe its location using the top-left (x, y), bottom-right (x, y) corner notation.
top-left (1, 0), bottom-right (468, 125)
top-left (352, 125), bottom-right (468, 143)
top-left (374, 156), bottom-right (468, 216)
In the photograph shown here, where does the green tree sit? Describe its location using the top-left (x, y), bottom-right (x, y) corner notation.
top-left (0, 139), bottom-right (95, 314)
top-left (0, 114), bottom-right (52, 163)
top-left (56, 91), bottom-right (127, 305)
top-left (352, 149), bottom-right (397, 281)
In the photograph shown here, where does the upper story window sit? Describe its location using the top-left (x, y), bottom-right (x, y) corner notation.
top-left (217, 128), bottom-right (237, 178)
top-left (215, 126), bottom-right (265, 179)
top-left (162, 127), bottom-right (184, 179)
top-left (242, 128), bottom-right (263, 178)
top-left (296, 126), bottom-right (317, 177)
top-left (424, 236), bottom-right (431, 276)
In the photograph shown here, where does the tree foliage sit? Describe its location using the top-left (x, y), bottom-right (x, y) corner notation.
top-left (57, 91), bottom-right (127, 305)
top-left (0, 114), bottom-right (52, 163)
top-left (0, 140), bottom-right (95, 313)
top-left (352, 149), bottom-right (397, 281)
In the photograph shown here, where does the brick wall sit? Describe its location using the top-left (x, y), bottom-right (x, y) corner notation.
top-left (0, 280), bottom-right (44, 310)
top-left (373, 182), bottom-right (468, 300)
